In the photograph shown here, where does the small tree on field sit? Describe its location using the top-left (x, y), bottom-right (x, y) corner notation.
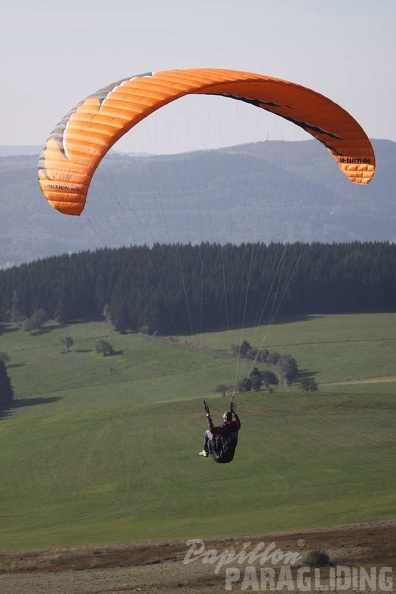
top-left (60, 336), bottom-right (74, 353)
top-left (278, 355), bottom-right (299, 385)
top-left (261, 370), bottom-right (279, 390)
top-left (96, 339), bottom-right (115, 357)
top-left (239, 340), bottom-right (252, 358)
top-left (0, 360), bottom-right (14, 407)
top-left (249, 367), bottom-right (263, 391)
top-left (301, 377), bottom-right (318, 392)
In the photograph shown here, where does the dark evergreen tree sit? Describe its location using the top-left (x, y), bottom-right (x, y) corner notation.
top-left (0, 360), bottom-right (14, 407)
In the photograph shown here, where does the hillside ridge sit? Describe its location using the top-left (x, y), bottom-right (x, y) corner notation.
top-left (0, 139), bottom-right (395, 267)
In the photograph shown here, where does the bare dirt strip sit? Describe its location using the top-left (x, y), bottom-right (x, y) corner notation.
top-left (0, 520), bottom-right (394, 593)
top-left (322, 376), bottom-right (396, 386)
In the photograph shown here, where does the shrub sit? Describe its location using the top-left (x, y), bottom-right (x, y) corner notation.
top-left (301, 377), bottom-right (318, 392)
top-left (96, 339), bottom-right (115, 356)
top-left (60, 336), bottom-right (74, 353)
top-left (303, 550), bottom-right (332, 567)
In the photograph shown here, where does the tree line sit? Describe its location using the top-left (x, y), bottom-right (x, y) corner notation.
top-left (231, 339), bottom-right (299, 389)
top-left (0, 241), bottom-right (394, 335)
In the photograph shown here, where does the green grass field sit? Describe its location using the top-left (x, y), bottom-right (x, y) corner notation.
top-left (0, 314), bottom-right (395, 550)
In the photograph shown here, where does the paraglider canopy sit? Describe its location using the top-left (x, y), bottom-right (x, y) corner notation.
top-left (38, 68), bottom-right (375, 216)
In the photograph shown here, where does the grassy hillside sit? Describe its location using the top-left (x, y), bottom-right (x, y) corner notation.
top-left (0, 314), bottom-right (395, 550)
top-left (176, 312), bottom-right (396, 383)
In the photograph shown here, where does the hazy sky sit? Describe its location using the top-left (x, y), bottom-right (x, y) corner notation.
top-left (2, 0), bottom-right (395, 154)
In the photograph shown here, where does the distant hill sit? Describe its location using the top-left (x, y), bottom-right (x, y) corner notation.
top-left (0, 139), bottom-right (395, 267)
top-left (0, 146), bottom-right (43, 157)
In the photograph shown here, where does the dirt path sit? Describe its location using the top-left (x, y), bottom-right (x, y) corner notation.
top-left (322, 376), bottom-right (396, 386)
top-left (0, 520), bottom-right (394, 593)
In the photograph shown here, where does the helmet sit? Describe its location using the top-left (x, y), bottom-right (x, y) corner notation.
top-left (223, 411), bottom-right (232, 422)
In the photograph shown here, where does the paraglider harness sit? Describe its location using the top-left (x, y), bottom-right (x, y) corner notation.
top-left (203, 396), bottom-right (240, 464)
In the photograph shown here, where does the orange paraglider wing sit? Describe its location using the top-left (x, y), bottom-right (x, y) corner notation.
top-left (38, 68), bottom-right (375, 216)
